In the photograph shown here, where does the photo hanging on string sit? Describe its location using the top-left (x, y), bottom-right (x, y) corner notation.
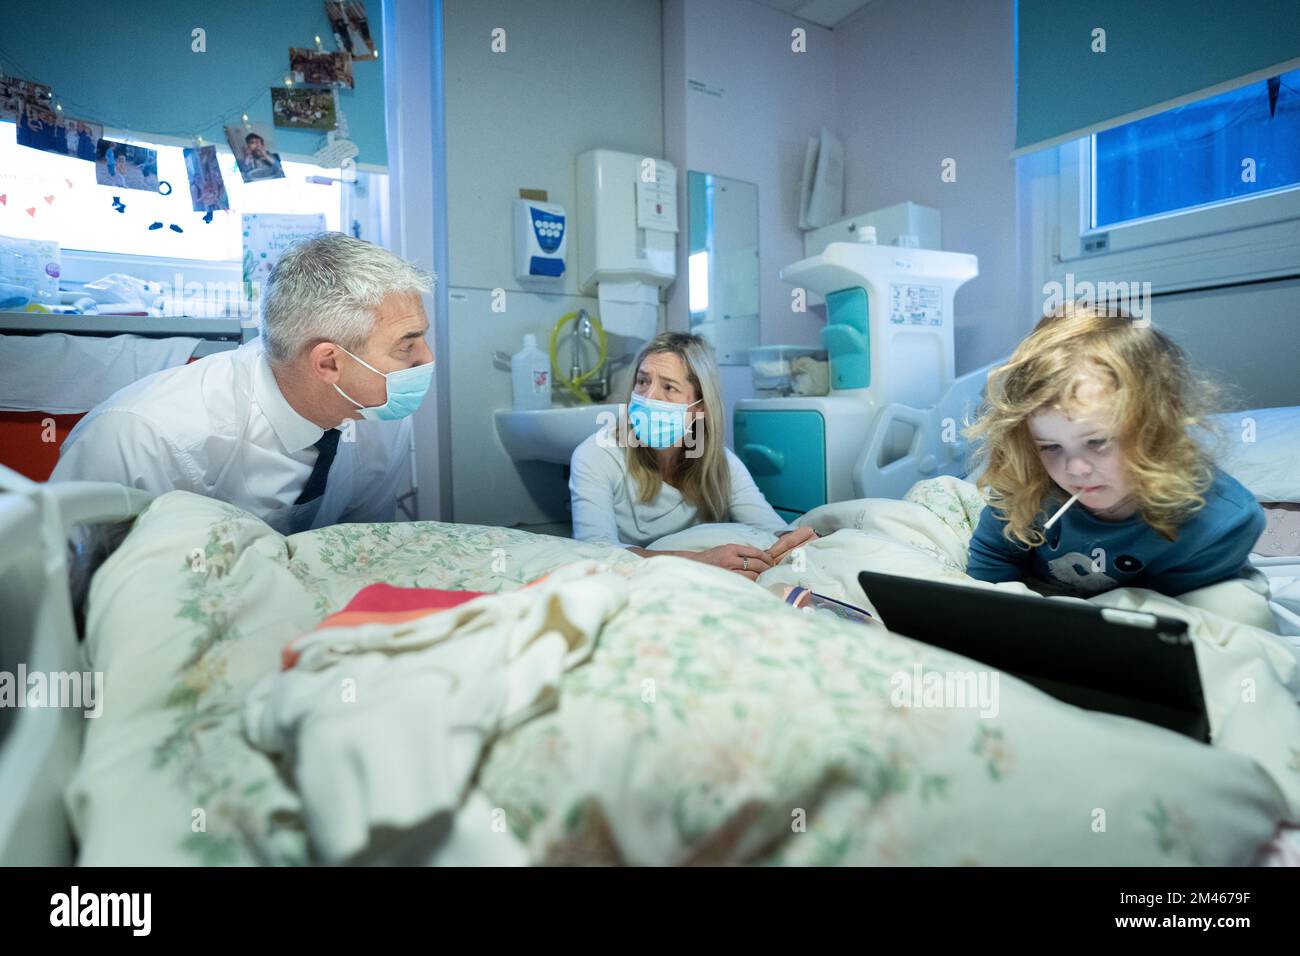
top-left (325, 1), bottom-right (378, 61)
top-left (0, 77), bottom-right (53, 122)
top-left (271, 87), bottom-right (338, 131)
top-left (94, 140), bottom-right (160, 192)
top-left (224, 122), bottom-right (286, 183)
top-left (15, 103), bottom-right (101, 162)
top-left (289, 48), bottom-right (354, 88)
top-left (183, 144), bottom-right (230, 212)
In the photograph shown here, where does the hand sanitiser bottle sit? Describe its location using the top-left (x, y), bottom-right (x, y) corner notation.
top-left (511, 334), bottom-right (552, 410)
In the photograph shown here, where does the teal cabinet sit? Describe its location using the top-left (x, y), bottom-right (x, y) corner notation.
top-left (733, 408), bottom-right (827, 517)
top-left (823, 286), bottom-right (871, 390)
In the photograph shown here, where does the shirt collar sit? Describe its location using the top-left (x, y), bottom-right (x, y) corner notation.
top-left (253, 347), bottom-right (326, 454)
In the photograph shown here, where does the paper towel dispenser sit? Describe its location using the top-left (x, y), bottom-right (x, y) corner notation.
top-left (575, 149), bottom-right (677, 340)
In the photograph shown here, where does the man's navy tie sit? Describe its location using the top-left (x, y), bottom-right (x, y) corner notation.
top-left (295, 428), bottom-right (340, 505)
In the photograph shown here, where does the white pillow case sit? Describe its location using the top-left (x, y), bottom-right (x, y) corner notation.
top-left (1207, 406), bottom-right (1300, 503)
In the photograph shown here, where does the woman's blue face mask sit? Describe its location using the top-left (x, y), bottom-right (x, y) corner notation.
top-left (334, 346), bottom-right (434, 421)
top-left (628, 391), bottom-right (701, 448)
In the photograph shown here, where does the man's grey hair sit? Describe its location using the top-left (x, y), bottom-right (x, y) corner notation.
top-left (260, 232), bottom-right (435, 364)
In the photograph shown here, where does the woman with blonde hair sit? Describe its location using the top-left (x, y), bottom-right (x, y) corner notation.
top-left (570, 332), bottom-right (814, 580)
top-left (964, 301), bottom-right (1264, 597)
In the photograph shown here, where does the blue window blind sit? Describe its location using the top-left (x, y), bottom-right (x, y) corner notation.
top-left (1016, 0), bottom-right (1300, 156)
top-left (0, 0), bottom-right (387, 167)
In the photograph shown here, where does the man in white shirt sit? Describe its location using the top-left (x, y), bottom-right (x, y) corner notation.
top-left (51, 233), bottom-right (435, 534)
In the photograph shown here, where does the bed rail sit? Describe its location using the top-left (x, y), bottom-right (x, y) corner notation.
top-left (854, 359), bottom-right (999, 498)
top-left (0, 465), bottom-right (152, 865)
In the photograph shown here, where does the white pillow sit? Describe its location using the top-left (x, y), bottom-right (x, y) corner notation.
top-left (1206, 406), bottom-right (1300, 502)
top-left (647, 522), bottom-right (779, 553)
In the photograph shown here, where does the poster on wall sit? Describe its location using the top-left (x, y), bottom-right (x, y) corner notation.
top-left (326, 1), bottom-right (378, 61)
top-left (242, 213), bottom-right (327, 322)
top-left (271, 87), bottom-right (337, 131)
top-left (183, 145), bottom-right (230, 212)
top-left (224, 122), bottom-right (285, 183)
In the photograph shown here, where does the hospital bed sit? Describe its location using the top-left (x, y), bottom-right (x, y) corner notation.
top-left (2, 405), bottom-right (1299, 866)
top-left (0, 471), bottom-right (151, 863)
top-left (0, 316), bottom-right (245, 481)
top-left (854, 359), bottom-right (996, 499)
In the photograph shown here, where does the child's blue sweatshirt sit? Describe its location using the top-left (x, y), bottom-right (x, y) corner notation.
top-left (966, 468), bottom-right (1265, 596)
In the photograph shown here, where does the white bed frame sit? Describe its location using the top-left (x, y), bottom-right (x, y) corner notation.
top-left (855, 359), bottom-right (999, 498)
top-left (0, 464), bottom-right (152, 865)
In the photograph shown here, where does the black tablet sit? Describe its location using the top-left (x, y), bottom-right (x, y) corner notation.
top-left (857, 570), bottom-right (1210, 742)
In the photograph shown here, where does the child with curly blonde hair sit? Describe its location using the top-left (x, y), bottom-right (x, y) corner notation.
top-left (963, 302), bottom-right (1264, 597)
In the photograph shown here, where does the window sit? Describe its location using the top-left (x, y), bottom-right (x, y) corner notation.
top-left (1049, 72), bottom-right (1300, 294)
top-left (1092, 68), bottom-right (1300, 228)
top-left (0, 121), bottom-right (347, 262)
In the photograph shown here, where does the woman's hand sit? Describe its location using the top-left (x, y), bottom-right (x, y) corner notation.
top-left (690, 544), bottom-right (775, 581)
top-left (766, 527), bottom-right (818, 565)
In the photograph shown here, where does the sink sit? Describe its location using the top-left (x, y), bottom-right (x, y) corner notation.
top-left (494, 403), bottom-right (621, 465)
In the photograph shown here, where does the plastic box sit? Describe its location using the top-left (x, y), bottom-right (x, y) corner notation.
top-left (748, 345), bottom-right (826, 394)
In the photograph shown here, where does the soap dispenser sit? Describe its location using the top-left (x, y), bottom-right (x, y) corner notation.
top-left (511, 334), bottom-right (552, 410)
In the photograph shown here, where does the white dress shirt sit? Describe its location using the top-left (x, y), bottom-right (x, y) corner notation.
top-left (50, 339), bottom-right (410, 534)
top-left (569, 427), bottom-right (790, 547)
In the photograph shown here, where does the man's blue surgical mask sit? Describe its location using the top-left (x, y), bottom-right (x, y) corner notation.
top-left (628, 391), bottom-right (701, 448)
top-left (334, 346), bottom-right (434, 421)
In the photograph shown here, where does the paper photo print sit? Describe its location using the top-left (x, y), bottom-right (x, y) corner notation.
top-left (0, 77), bottom-right (53, 122)
top-left (289, 47), bottom-right (354, 88)
top-left (94, 140), bottom-right (160, 191)
top-left (224, 123), bottom-right (286, 183)
top-left (183, 144), bottom-right (230, 212)
top-left (326, 1), bottom-right (377, 60)
top-left (15, 103), bottom-right (101, 162)
top-left (271, 87), bottom-right (337, 131)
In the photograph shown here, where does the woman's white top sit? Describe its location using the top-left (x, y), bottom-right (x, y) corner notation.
top-left (569, 427), bottom-right (791, 547)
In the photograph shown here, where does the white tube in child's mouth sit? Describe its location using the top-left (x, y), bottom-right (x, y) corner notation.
top-left (1043, 491), bottom-right (1082, 530)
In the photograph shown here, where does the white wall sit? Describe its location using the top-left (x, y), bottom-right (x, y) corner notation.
top-left (442, 0), bottom-right (663, 528)
top-left (664, 0), bottom-right (840, 444)
top-left (1150, 279), bottom-right (1300, 410)
top-left (833, 0), bottom-right (1025, 375)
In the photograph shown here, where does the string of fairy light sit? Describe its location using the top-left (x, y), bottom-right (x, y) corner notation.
top-left (0, 33), bottom-right (359, 149)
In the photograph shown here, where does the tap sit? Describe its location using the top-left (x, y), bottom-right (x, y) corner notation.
top-left (571, 309), bottom-right (591, 382)
top-left (573, 309), bottom-right (611, 402)
top-left (585, 373), bottom-right (610, 402)
top-left (591, 353), bottom-right (631, 403)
